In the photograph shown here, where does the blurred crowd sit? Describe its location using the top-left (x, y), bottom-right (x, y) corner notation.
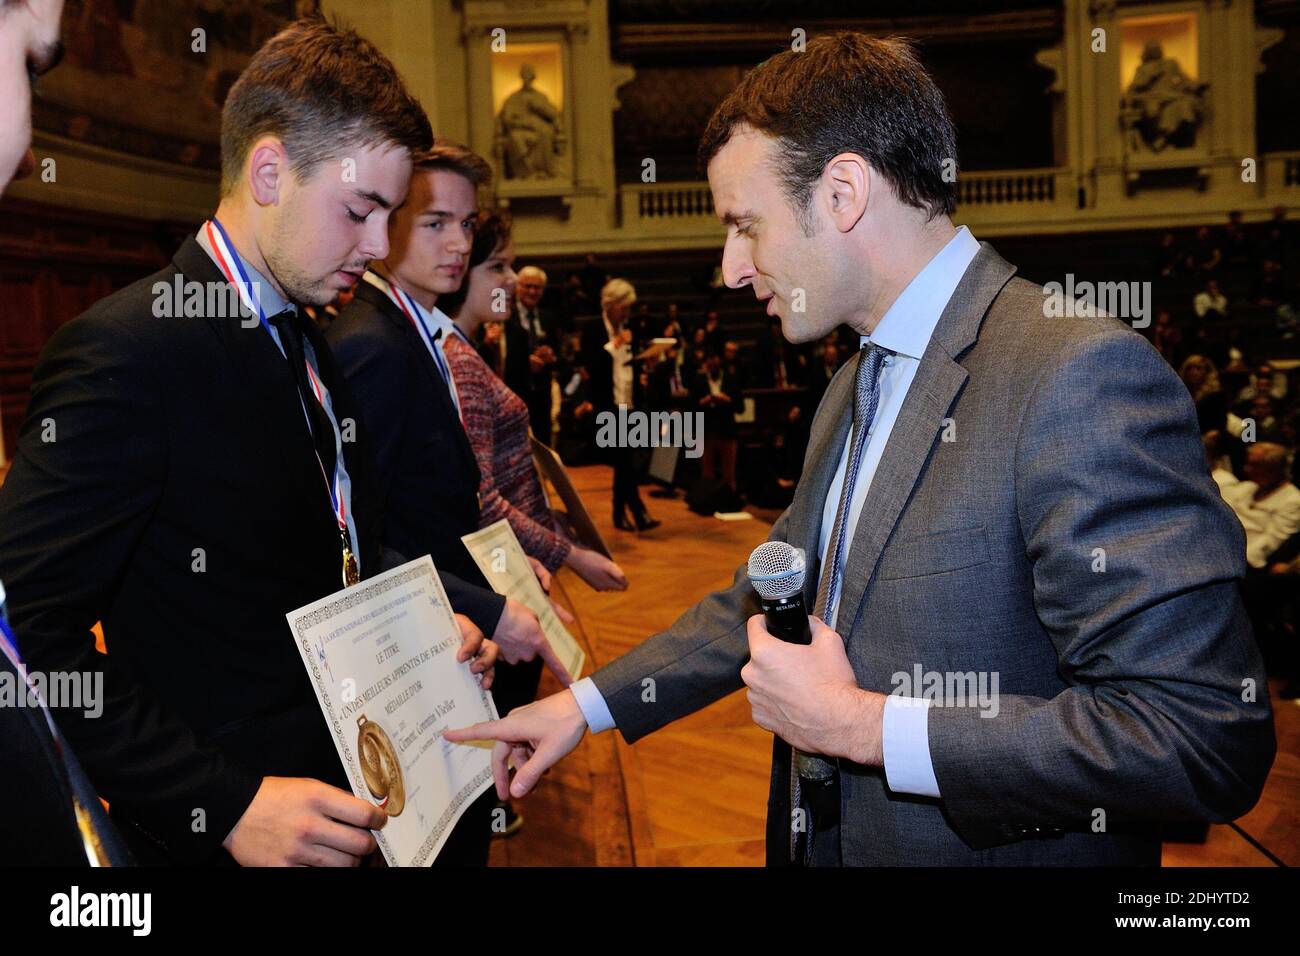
top-left (1149, 207), bottom-right (1299, 699)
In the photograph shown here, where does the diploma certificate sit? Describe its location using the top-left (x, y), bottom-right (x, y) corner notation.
top-left (285, 555), bottom-right (497, 866)
top-left (461, 519), bottom-right (586, 680)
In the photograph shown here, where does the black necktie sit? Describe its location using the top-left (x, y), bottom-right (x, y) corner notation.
top-left (525, 309), bottom-right (539, 350)
top-left (270, 309), bottom-right (337, 480)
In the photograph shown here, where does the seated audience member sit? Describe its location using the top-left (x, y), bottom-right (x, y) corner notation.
top-left (1222, 442), bottom-right (1300, 569)
top-left (1254, 259), bottom-right (1289, 310)
top-left (1222, 210), bottom-right (1253, 275)
top-left (1249, 553), bottom-right (1300, 700)
top-left (1193, 278), bottom-right (1228, 322)
top-left (1150, 308), bottom-right (1183, 365)
top-left (440, 213), bottom-right (629, 593)
top-left (1155, 231), bottom-right (1188, 278)
top-left (1203, 430), bottom-right (1241, 497)
top-left (1191, 225), bottom-right (1223, 275)
top-left (1246, 396), bottom-right (1281, 442)
top-left (1179, 354), bottom-right (1228, 433)
top-left (1236, 363), bottom-right (1287, 406)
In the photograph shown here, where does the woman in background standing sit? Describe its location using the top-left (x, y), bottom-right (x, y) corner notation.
top-left (441, 213), bottom-right (628, 591)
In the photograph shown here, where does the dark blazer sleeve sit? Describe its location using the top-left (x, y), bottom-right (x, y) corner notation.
top-left (0, 315), bottom-right (263, 862)
top-left (927, 329), bottom-right (1276, 848)
top-left (584, 353), bottom-right (854, 739)
top-left (590, 508), bottom-right (787, 741)
top-left (329, 320), bottom-right (506, 636)
top-left (376, 544), bottom-right (502, 632)
top-left (441, 572), bottom-right (506, 634)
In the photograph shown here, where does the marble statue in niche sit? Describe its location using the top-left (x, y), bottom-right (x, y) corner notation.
top-left (497, 64), bottom-right (562, 179)
top-left (1121, 39), bottom-right (1208, 152)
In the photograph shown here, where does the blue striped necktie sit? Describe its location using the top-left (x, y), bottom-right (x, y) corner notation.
top-left (791, 341), bottom-right (887, 861)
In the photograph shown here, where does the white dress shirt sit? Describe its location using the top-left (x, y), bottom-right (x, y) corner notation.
top-left (1222, 480), bottom-right (1300, 569)
top-left (570, 226), bottom-right (983, 803)
top-left (604, 316), bottom-right (634, 407)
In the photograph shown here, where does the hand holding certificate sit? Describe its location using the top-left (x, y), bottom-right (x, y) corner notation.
top-left (462, 519), bottom-right (587, 683)
top-left (285, 556), bottom-right (500, 867)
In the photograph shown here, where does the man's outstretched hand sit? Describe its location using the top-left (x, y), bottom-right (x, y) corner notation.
top-left (444, 690), bottom-right (588, 799)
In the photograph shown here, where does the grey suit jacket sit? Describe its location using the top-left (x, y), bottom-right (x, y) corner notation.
top-left (590, 243), bottom-right (1276, 866)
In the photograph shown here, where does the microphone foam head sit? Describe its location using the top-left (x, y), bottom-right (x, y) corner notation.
top-left (748, 541), bottom-right (806, 600)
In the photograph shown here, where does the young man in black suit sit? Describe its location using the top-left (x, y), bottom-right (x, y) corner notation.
top-left (327, 142), bottom-right (571, 845)
top-left (0, 17), bottom-right (501, 866)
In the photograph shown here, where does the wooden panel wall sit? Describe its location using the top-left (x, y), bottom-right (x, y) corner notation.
top-left (0, 197), bottom-right (192, 459)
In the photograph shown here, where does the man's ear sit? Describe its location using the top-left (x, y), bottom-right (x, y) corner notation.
top-left (823, 153), bottom-right (869, 234)
top-left (246, 137), bottom-right (289, 207)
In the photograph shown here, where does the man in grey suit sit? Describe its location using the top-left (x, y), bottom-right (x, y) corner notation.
top-left (447, 33), bottom-right (1275, 866)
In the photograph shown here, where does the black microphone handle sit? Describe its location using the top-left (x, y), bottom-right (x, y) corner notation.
top-left (760, 592), bottom-right (812, 645)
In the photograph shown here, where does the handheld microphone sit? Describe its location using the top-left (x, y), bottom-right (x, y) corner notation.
top-left (747, 541), bottom-right (812, 645)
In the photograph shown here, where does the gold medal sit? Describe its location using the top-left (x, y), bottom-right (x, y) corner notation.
top-left (342, 547), bottom-right (360, 587)
top-left (357, 715), bottom-right (405, 816)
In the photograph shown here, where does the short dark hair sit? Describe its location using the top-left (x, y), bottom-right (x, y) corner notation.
top-left (220, 15), bottom-right (432, 196)
top-left (439, 211), bottom-right (513, 318)
top-left (415, 139), bottom-right (493, 190)
top-left (698, 33), bottom-right (957, 222)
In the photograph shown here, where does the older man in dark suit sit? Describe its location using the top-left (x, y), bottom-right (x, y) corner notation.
top-left (498, 266), bottom-right (562, 444)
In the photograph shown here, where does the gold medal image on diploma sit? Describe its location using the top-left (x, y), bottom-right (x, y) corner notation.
top-left (289, 556), bottom-right (498, 864)
top-left (357, 715), bottom-right (405, 816)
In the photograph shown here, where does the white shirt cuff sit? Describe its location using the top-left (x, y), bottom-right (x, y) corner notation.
top-left (881, 695), bottom-right (942, 798)
top-left (569, 677), bottom-right (616, 733)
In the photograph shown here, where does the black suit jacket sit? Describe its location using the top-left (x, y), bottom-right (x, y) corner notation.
top-left (500, 314), bottom-right (532, 399)
top-left (691, 367), bottom-right (743, 438)
top-left (326, 281), bottom-right (506, 631)
top-left (579, 317), bottom-right (642, 416)
top-left (0, 237), bottom-right (400, 863)
top-left (647, 358), bottom-right (692, 414)
top-left (502, 306), bottom-right (558, 438)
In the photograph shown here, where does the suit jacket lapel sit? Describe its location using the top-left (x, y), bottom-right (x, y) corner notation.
top-left (834, 243), bottom-right (1017, 638)
top-left (354, 281), bottom-right (478, 471)
top-left (171, 239), bottom-right (334, 546)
